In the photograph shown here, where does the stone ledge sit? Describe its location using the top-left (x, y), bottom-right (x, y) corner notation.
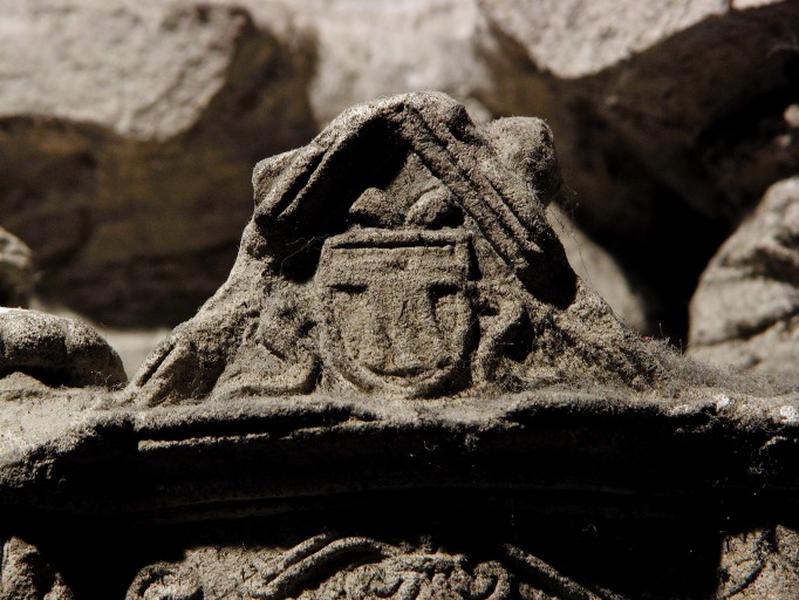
top-left (2, 389), bottom-right (798, 522)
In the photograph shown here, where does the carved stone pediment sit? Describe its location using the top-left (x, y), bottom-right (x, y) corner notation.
top-left (121, 92), bottom-right (662, 407)
top-left (1, 93), bottom-right (798, 599)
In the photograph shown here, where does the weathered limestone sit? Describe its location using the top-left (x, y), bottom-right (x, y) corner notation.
top-left (689, 178), bottom-right (799, 377)
top-left (0, 308), bottom-right (125, 388)
top-left (482, 0), bottom-right (799, 224)
top-left (480, 0), bottom-right (799, 342)
top-left (0, 93), bottom-right (797, 599)
top-left (718, 526), bottom-right (799, 599)
top-left (0, 228), bottom-right (33, 308)
top-left (483, 0), bottom-right (732, 79)
top-left (0, 0), bottom-right (315, 326)
top-left (0, 536), bottom-right (73, 600)
top-left (127, 93), bottom-right (662, 405)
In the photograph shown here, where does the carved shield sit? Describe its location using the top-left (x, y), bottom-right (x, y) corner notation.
top-left (317, 229), bottom-right (473, 397)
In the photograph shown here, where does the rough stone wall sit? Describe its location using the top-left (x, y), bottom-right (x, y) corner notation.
top-left (0, 0), bottom-right (316, 326)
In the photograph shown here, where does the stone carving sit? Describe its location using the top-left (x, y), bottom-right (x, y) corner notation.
top-left (244, 536), bottom-right (512, 600)
top-left (317, 229), bottom-right (475, 397)
top-left (126, 563), bottom-right (202, 600)
top-left (0, 537), bottom-right (74, 600)
top-left (122, 534), bottom-right (615, 600)
top-left (128, 92), bottom-right (662, 404)
top-left (1, 92), bottom-right (799, 600)
top-left (718, 526), bottom-right (799, 599)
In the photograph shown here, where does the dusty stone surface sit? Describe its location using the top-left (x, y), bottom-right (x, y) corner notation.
top-left (119, 533), bottom-right (603, 599)
top-left (29, 299), bottom-right (169, 378)
top-left (2, 386), bottom-right (799, 598)
top-left (718, 527), bottom-right (799, 599)
top-left (0, 93), bottom-right (798, 599)
top-left (689, 178), bottom-right (799, 376)
top-left (0, 537), bottom-right (73, 600)
top-left (0, 308), bottom-right (125, 388)
top-left (0, 227), bottom-right (33, 308)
